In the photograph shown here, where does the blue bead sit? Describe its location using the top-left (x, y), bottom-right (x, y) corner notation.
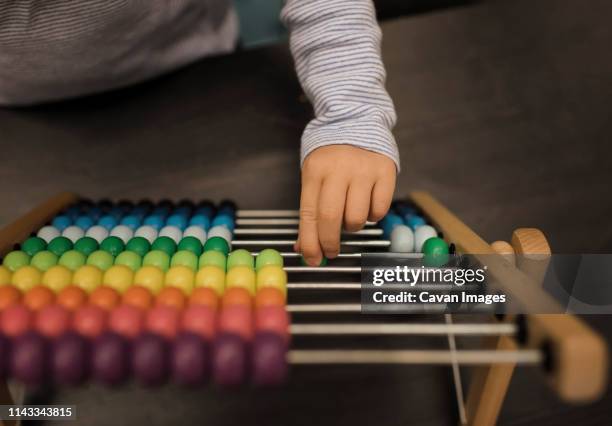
top-left (405, 215), bottom-right (426, 230)
top-left (108, 207), bottom-right (124, 220)
top-left (173, 207), bottom-right (192, 217)
top-left (217, 206), bottom-right (236, 218)
top-left (75, 216), bottom-right (95, 230)
top-left (131, 206), bottom-right (149, 218)
top-left (166, 214), bottom-right (188, 230)
top-left (194, 206), bottom-right (214, 218)
top-left (52, 215), bottom-right (72, 231)
top-left (152, 206), bottom-right (170, 217)
top-left (121, 215), bottom-right (141, 230)
top-left (65, 206), bottom-right (81, 220)
top-left (188, 214), bottom-right (210, 230)
top-left (381, 214), bottom-right (403, 238)
top-left (143, 215), bottom-right (165, 230)
top-left (88, 206), bottom-right (102, 221)
top-left (98, 215), bottom-right (118, 230)
top-left (211, 214), bottom-right (235, 231)
top-left (396, 205), bottom-right (417, 217)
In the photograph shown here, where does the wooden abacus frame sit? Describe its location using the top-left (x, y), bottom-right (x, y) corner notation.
top-left (0, 191), bottom-right (608, 426)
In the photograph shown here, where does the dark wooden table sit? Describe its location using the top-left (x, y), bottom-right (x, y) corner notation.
top-left (1, 0), bottom-right (611, 424)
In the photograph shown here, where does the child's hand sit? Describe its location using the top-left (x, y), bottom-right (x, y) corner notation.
top-left (295, 145), bottom-right (397, 266)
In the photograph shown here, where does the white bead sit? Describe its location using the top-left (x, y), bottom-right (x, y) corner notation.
top-left (414, 225), bottom-right (438, 253)
top-left (158, 226), bottom-right (182, 243)
top-left (390, 225), bottom-right (414, 253)
top-left (37, 226), bottom-right (61, 243)
top-left (207, 225), bottom-right (232, 248)
top-left (134, 226), bottom-right (158, 243)
top-left (85, 225), bottom-right (109, 243)
top-left (182, 226), bottom-right (207, 244)
top-left (62, 226), bottom-right (85, 243)
top-left (110, 225), bottom-right (134, 243)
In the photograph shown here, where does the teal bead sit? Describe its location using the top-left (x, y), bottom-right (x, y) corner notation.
top-left (422, 237), bottom-right (450, 267)
top-left (21, 237), bottom-right (47, 256)
top-left (198, 250), bottom-right (226, 271)
top-left (203, 237), bottom-right (230, 256)
top-left (47, 236), bottom-right (73, 257)
top-left (73, 237), bottom-right (99, 256)
top-left (151, 236), bottom-right (177, 256)
top-left (255, 249), bottom-right (283, 271)
top-left (2, 250), bottom-right (31, 272)
top-left (177, 236), bottom-right (203, 256)
top-left (227, 249), bottom-right (254, 270)
top-left (100, 236), bottom-right (125, 257)
top-left (142, 250), bottom-right (171, 272)
top-left (30, 250), bottom-right (59, 272)
top-left (115, 251), bottom-right (142, 271)
top-left (126, 237), bottom-right (151, 257)
top-left (170, 250), bottom-right (198, 271)
top-left (58, 250), bottom-right (87, 271)
top-left (86, 250), bottom-right (114, 271)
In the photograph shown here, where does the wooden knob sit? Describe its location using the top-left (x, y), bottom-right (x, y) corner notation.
top-left (490, 240), bottom-right (516, 265)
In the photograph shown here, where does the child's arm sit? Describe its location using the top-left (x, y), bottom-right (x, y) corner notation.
top-left (282, 0), bottom-right (399, 265)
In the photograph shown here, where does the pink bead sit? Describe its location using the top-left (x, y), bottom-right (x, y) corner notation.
top-left (73, 305), bottom-right (107, 338)
top-left (181, 305), bottom-right (216, 340)
top-left (255, 306), bottom-right (290, 343)
top-left (1, 305), bottom-right (32, 337)
top-left (218, 305), bottom-right (253, 341)
top-left (109, 305), bottom-right (144, 339)
top-left (145, 305), bottom-right (180, 339)
top-left (35, 305), bottom-right (71, 338)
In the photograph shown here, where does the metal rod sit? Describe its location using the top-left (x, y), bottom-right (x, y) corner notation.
top-left (287, 283), bottom-right (362, 290)
top-left (234, 228), bottom-right (382, 236)
top-left (446, 314), bottom-right (468, 425)
top-left (287, 350), bottom-right (543, 365)
top-left (284, 266), bottom-right (362, 273)
top-left (289, 323), bottom-right (517, 336)
top-left (251, 252), bottom-right (363, 259)
top-left (232, 240), bottom-right (390, 247)
top-left (237, 210), bottom-right (299, 217)
top-left (287, 304), bottom-right (363, 313)
top-left (286, 282), bottom-right (480, 291)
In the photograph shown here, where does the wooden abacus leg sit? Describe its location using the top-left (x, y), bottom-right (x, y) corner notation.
top-left (464, 230), bottom-right (550, 426)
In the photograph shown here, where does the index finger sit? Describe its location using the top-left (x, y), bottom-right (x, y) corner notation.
top-left (298, 173), bottom-right (323, 266)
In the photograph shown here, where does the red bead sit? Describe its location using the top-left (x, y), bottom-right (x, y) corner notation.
top-left (255, 287), bottom-right (285, 308)
top-left (189, 287), bottom-right (219, 311)
top-left (73, 305), bottom-right (107, 338)
top-left (89, 285), bottom-right (120, 311)
top-left (122, 285), bottom-right (153, 311)
top-left (109, 305), bottom-right (144, 339)
top-left (181, 305), bottom-right (216, 340)
top-left (156, 287), bottom-right (186, 310)
top-left (1, 304), bottom-right (32, 337)
top-left (145, 305), bottom-right (180, 339)
top-left (218, 305), bottom-right (253, 341)
top-left (24, 285), bottom-right (55, 311)
top-left (255, 306), bottom-right (290, 343)
top-left (57, 285), bottom-right (87, 311)
top-left (36, 305), bottom-right (71, 338)
top-left (0, 286), bottom-right (21, 310)
top-left (222, 287), bottom-right (252, 308)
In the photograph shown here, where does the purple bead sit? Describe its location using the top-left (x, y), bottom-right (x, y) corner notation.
top-left (53, 332), bottom-right (89, 385)
top-left (252, 333), bottom-right (288, 386)
top-left (213, 333), bottom-right (248, 387)
top-left (0, 335), bottom-right (9, 379)
top-left (132, 333), bottom-right (169, 386)
top-left (92, 332), bottom-right (129, 386)
top-left (10, 332), bottom-right (48, 386)
top-left (172, 332), bottom-right (210, 387)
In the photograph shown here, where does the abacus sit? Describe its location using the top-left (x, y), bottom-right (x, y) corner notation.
top-left (0, 192), bottom-right (607, 426)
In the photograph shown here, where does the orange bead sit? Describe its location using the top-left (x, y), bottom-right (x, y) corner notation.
top-left (89, 285), bottom-right (120, 311)
top-left (23, 285), bottom-right (55, 311)
top-left (255, 287), bottom-right (286, 308)
top-left (0, 286), bottom-right (21, 310)
top-left (122, 285), bottom-right (153, 311)
top-left (222, 287), bottom-right (252, 308)
top-left (156, 286), bottom-right (186, 310)
top-left (57, 285), bottom-right (88, 311)
top-left (188, 287), bottom-right (219, 311)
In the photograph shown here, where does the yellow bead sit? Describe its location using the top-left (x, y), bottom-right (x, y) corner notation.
top-left (195, 266), bottom-right (226, 296)
top-left (11, 266), bottom-right (42, 292)
top-left (103, 265), bottom-right (134, 294)
top-left (73, 265), bottom-right (103, 293)
top-left (0, 266), bottom-right (12, 286)
top-left (165, 265), bottom-right (195, 295)
top-left (226, 265), bottom-right (256, 296)
top-left (42, 265), bottom-right (73, 293)
top-left (256, 265), bottom-right (288, 296)
top-left (134, 265), bottom-right (165, 295)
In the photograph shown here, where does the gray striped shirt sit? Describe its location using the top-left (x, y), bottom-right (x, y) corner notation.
top-left (0, 0), bottom-right (398, 168)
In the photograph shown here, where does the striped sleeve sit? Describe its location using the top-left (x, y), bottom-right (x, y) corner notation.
top-left (281, 0), bottom-right (399, 171)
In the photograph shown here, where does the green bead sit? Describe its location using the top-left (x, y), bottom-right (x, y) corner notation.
top-left (59, 250), bottom-right (87, 271)
top-left (300, 256), bottom-right (327, 267)
top-left (115, 251), bottom-right (142, 271)
top-left (30, 250), bottom-right (59, 272)
top-left (21, 237), bottom-right (47, 256)
top-left (86, 250), bottom-right (114, 271)
top-left (256, 248), bottom-right (283, 271)
top-left (422, 237), bottom-right (450, 267)
top-left (143, 250), bottom-right (171, 272)
top-left (151, 237), bottom-right (177, 256)
top-left (203, 237), bottom-right (230, 256)
top-left (47, 236), bottom-right (73, 257)
top-left (227, 249), bottom-right (254, 270)
top-left (73, 237), bottom-right (99, 256)
top-left (171, 250), bottom-right (198, 271)
top-left (100, 236), bottom-right (125, 257)
top-left (177, 237), bottom-right (203, 256)
top-left (198, 250), bottom-right (227, 271)
top-left (2, 250), bottom-right (31, 272)
top-left (126, 237), bottom-right (151, 257)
